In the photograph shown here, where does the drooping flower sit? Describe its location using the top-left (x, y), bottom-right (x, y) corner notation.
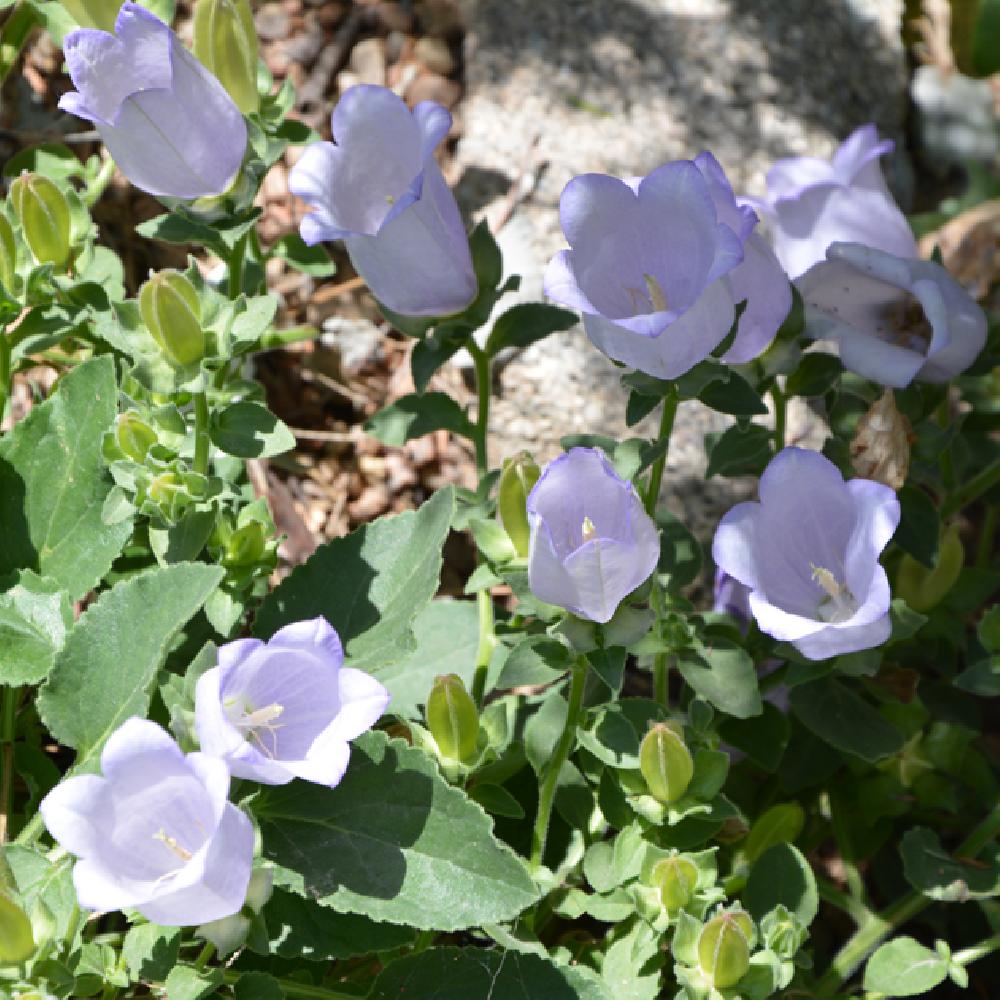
top-left (797, 242), bottom-right (987, 388)
top-left (747, 124), bottom-right (917, 278)
top-left (58, 3), bottom-right (248, 200)
top-left (288, 85), bottom-right (477, 317)
top-left (543, 156), bottom-right (789, 379)
top-left (39, 718), bottom-right (253, 926)
top-left (712, 447), bottom-right (900, 660)
top-left (195, 617), bottom-right (390, 786)
top-left (526, 448), bottom-right (660, 623)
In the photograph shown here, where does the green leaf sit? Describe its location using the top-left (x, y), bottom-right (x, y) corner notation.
top-left (954, 657), bottom-right (1000, 696)
top-left (3, 846), bottom-right (77, 940)
top-left (37, 563), bottom-right (223, 761)
top-left (122, 923), bottom-right (181, 983)
top-left (467, 783), bottom-right (525, 819)
top-left (2, 144), bottom-right (86, 183)
top-left (785, 353), bottom-right (842, 397)
top-left (744, 843), bottom-right (818, 925)
top-left (210, 402), bottom-right (295, 458)
top-left (864, 938), bottom-right (948, 996)
top-left (901, 827), bottom-right (1000, 901)
top-left (656, 509), bottom-right (702, 590)
top-left (410, 328), bottom-right (468, 393)
top-left (896, 486), bottom-right (939, 568)
top-left (789, 676), bottom-right (904, 762)
top-left (271, 234), bottom-right (336, 277)
top-left (744, 804), bottom-right (805, 864)
top-left (698, 370), bottom-right (768, 416)
top-left (718, 702), bottom-right (790, 771)
top-left (365, 392), bottom-right (474, 446)
top-left (369, 947), bottom-right (611, 1000)
top-left (0, 571), bottom-right (72, 686)
top-left (498, 636), bottom-right (574, 687)
top-left (254, 489), bottom-right (453, 671)
top-left (257, 730), bottom-right (538, 931)
top-left (163, 966), bottom-right (222, 1000)
top-left (0, 356), bottom-right (131, 599)
top-left (704, 423), bottom-right (772, 479)
top-left (136, 207), bottom-right (261, 257)
top-left (973, 0), bottom-right (1000, 74)
top-left (234, 972), bottom-right (284, 1000)
top-left (978, 605), bottom-right (1000, 652)
top-left (485, 303), bottom-right (577, 356)
top-left (676, 640), bottom-right (762, 719)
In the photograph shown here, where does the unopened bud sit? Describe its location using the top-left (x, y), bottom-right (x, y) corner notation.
top-left (426, 674), bottom-right (479, 762)
top-left (59, 0), bottom-right (122, 29)
top-left (224, 521), bottom-right (267, 568)
top-left (0, 212), bottom-right (17, 294)
top-left (193, 0), bottom-right (259, 114)
top-left (0, 891), bottom-right (35, 964)
top-left (651, 855), bottom-right (699, 912)
top-left (116, 412), bottom-right (158, 463)
top-left (698, 911), bottom-right (753, 988)
top-left (11, 173), bottom-right (71, 268)
top-left (850, 388), bottom-right (910, 490)
top-left (639, 722), bottom-right (693, 804)
top-left (498, 452), bottom-right (540, 557)
top-left (897, 523), bottom-right (964, 613)
top-left (139, 270), bottom-right (205, 369)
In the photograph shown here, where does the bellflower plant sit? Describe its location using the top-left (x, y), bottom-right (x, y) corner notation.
top-left (58, 3), bottom-right (248, 199)
top-left (544, 157), bottom-right (788, 379)
top-left (747, 123), bottom-right (917, 278)
top-left (39, 718), bottom-right (253, 925)
top-left (798, 242), bottom-right (988, 388)
top-left (713, 448), bottom-right (900, 660)
top-left (526, 447), bottom-right (659, 623)
top-left (288, 84), bottom-right (477, 317)
top-left (195, 617), bottom-right (390, 786)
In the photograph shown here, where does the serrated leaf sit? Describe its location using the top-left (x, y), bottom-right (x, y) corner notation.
top-left (0, 356), bottom-right (131, 599)
top-left (37, 563), bottom-right (222, 761)
top-left (744, 843), bottom-right (818, 925)
top-left (210, 402), bottom-right (294, 458)
top-left (485, 303), bottom-right (577, 355)
top-left (122, 923), bottom-right (181, 983)
top-left (365, 392), bottom-right (474, 446)
top-left (864, 938), bottom-right (947, 996)
top-left (0, 572), bottom-right (72, 686)
top-left (163, 965), bottom-right (222, 1000)
top-left (257, 731), bottom-right (538, 931)
top-left (254, 489), bottom-right (453, 671)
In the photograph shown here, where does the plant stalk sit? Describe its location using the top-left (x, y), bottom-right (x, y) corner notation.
top-left (227, 231), bottom-right (250, 300)
top-left (470, 588), bottom-right (495, 708)
top-left (942, 456), bottom-right (1000, 519)
top-left (469, 343), bottom-right (491, 475)
top-left (953, 931), bottom-right (1000, 968)
top-left (0, 686), bottom-right (17, 843)
top-left (771, 382), bottom-right (787, 452)
top-left (193, 392), bottom-right (211, 476)
top-left (644, 388), bottom-right (678, 516)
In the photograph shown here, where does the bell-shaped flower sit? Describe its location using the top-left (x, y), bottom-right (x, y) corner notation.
top-left (748, 124), bottom-right (917, 278)
top-left (39, 718), bottom-right (253, 926)
top-left (544, 156), bottom-right (788, 379)
top-left (527, 448), bottom-right (660, 623)
top-left (712, 447), bottom-right (900, 660)
top-left (798, 242), bottom-right (987, 388)
top-left (712, 568), bottom-right (752, 630)
top-left (58, 3), bottom-right (248, 200)
top-left (288, 84), bottom-right (477, 317)
top-left (195, 617), bottom-right (390, 787)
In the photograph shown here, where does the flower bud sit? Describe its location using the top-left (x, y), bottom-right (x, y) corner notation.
top-left (0, 212), bottom-right (17, 294)
top-left (426, 674), bottom-right (479, 763)
top-left (697, 911), bottom-right (753, 988)
top-left (193, 0), bottom-right (259, 115)
top-left (10, 173), bottom-right (72, 268)
top-left (224, 522), bottom-right (267, 568)
top-left (0, 891), bottom-right (35, 964)
top-left (116, 412), bottom-right (158, 463)
top-left (148, 471), bottom-right (184, 507)
top-left (897, 524), bottom-right (964, 613)
top-left (639, 722), bottom-right (693, 804)
top-left (651, 855), bottom-right (699, 912)
top-left (59, 0), bottom-right (122, 29)
top-left (498, 452), bottom-right (540, 557)
top-left (139, 270), bottom-right (205, 368)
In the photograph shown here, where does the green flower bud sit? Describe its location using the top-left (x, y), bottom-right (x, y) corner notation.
top-left (651, 855), bottom-right (699, 912)
top-left (498, 452), bottom-right (540, 557)
top-left (639, 722), bottom-right (693, 804)
top-left (0, 891), bottom-right (35, 964)
top-left (0, 212), bottom-right (17, 294)
top-left (426, 673), bottom-right (479, 762)
top-left (193, 0), bottom-right (259, 114)
top-left (697, 911), bottom-right (753, 988)
top-left (139, 270), bottom-right (205, 369)
top-left (224, 521), bottom-right (267, 568)
top-left (148, 471), bottom-right (184, 507)
top-left (116, 412), bottom-right (158, 463)
top-left (59, 0), bottom-right (123, 29)
top-left (896, 523), bottom-right (964, 613)
top-left (11, 173), bottom-right (71, 268)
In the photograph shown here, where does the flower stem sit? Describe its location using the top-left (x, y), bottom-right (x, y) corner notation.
top-left (815, 803), bottom-right (1000, 995)
top-left (470, 588), bottom-right (495, 709)
top-left (0, 327), bottom-right (11, 428)
top-left (941, 456), bottom-right (1000, 519)
top-left (0, 686), bottom-right (17, 843)
top-left (227, 231), bottom-right (249, 300)
top-left (193, 392), bottom-right (211, 476)
top-left (977, 502), bottom-right (998, 569)
top-left (771, 382), bottom-right (787, 452)
top-left (644, 388), bottom-right (678, 516)
top-left (468, 343), bottom-right (491, 475)
top-left (193, 941), bottom-right (215, 971)
top-left (82, 155), bottom-right (116, 209)
top-left (530, 657), bottom-right (588, 870)
top-left (953, 931), bottom-right (1000, 968)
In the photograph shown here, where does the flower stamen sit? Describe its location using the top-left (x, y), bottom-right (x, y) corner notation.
top-left (153, 829), bottom-right (193, 863)
top-left (581, 515), bottom-right (597, 543)
top-left (810, 564), bottom-right (858, 623)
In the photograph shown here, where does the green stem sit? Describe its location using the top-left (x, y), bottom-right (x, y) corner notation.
top-left (82, 156), bottom-right (116, 209)
top-left (227, 231), bottom-right (249, 300)
top-left (193, 941), bottom-right (215, 971)
top-left (978, 503), bottom-right (998, 569)
top-left (13, 810), bottom-right (42, 845)
top-left (0, 327), bottom-right (10, 427)
top-left (222, 971), bottom-right (360, 1000)
top-left (259, 324), bottom-right (321, 349)
top-left (817, 879), bottom-right (873, 926)
top-left (953, 931), bottom-right (1000, 967)
top-left (937, 395), bottom-right (956, 491)
top-left (470, 588), bottom-right (495, 708)
top-left (942, 457), bottom-right (1000, 519)
top-left (815, 803), bottom-right (1000, 995)
top-left (771, 382), bottom-right (787, 453)
top-left (193, 392), bottom-right (210, 476)
top-left (0, 4), bottom-right (38, 87)
top-left (469, 343), bottom-right (491, 475)
top-left (530, 658), bottom-right (587, 870)
top-left (0, 686), bottom-right (17, 843)
top-left (650, 581), bottom-right (669, 705)
top-left (644, 388), bottom-right (678, 516)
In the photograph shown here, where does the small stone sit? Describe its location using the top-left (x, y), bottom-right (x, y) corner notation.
top-left (255, 3), bottom-right (290, 41)
top-left (350, 37), bottom-right (387, 86)
top-left (415, 0), bottom-right (463, 37)
top-left (414, 36), bottom-right (455, 76)
top-left (374, 0), bottom-right (413, 33)
top-left (405, 70), bottom-right (461, 109)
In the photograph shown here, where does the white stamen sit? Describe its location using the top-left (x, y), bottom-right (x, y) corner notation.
top-left (643, 273), bottom-right (669, 312)
top-left (153, 829), bottom-right (192, 862)
top-left (385, 194), bottom-right (396, 205)
top-left (810, 564), bottom-right (858, 624)
top-left (810, 564), bottom-right (843, 601)
top-left (239, 703), bottom-right (284, 758)
top-left (581, 516), bottom-right (597, 542)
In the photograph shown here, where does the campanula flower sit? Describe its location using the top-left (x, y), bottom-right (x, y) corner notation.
top-left (40, 718), bottom-right (253, 926)
top-left (289, 85), bottom-right (477, 317)
top-left (527, 448), bottom-right (659, 623)
top-left (798, 242), bottom-right (987, 388)
top-left (544, 156), bottom-right (788, 379)
top-left (58, 3), bottom-right (248, 199)
top-left (712, 447), bottom-right (900, 660)
top-left (747, 124), bottom-right (917, 278)
top-left (712, 568), bottom-right (752, 629)
top-left (195, 617), bottom-right (390, 787)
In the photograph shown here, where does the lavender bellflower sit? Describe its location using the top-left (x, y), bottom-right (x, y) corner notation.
top-left (39, 718), bottom-right (253, 926)
top-left (58, 3), bottom-right (247, 200)
top-left (195, 617), bottom-right (390, 787)
top-left (747, 123), bottom-right (917, 279)
top-left (289, 85), bottom-right (477, 317)
top-left (544, 156), bottom-right (789, 379)
top-left (527, 448), bottom-right (660, 623)
top-left (798, 242), bottom-right (987, 388)
top-left (712, 447), bottom-right (900, 661)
